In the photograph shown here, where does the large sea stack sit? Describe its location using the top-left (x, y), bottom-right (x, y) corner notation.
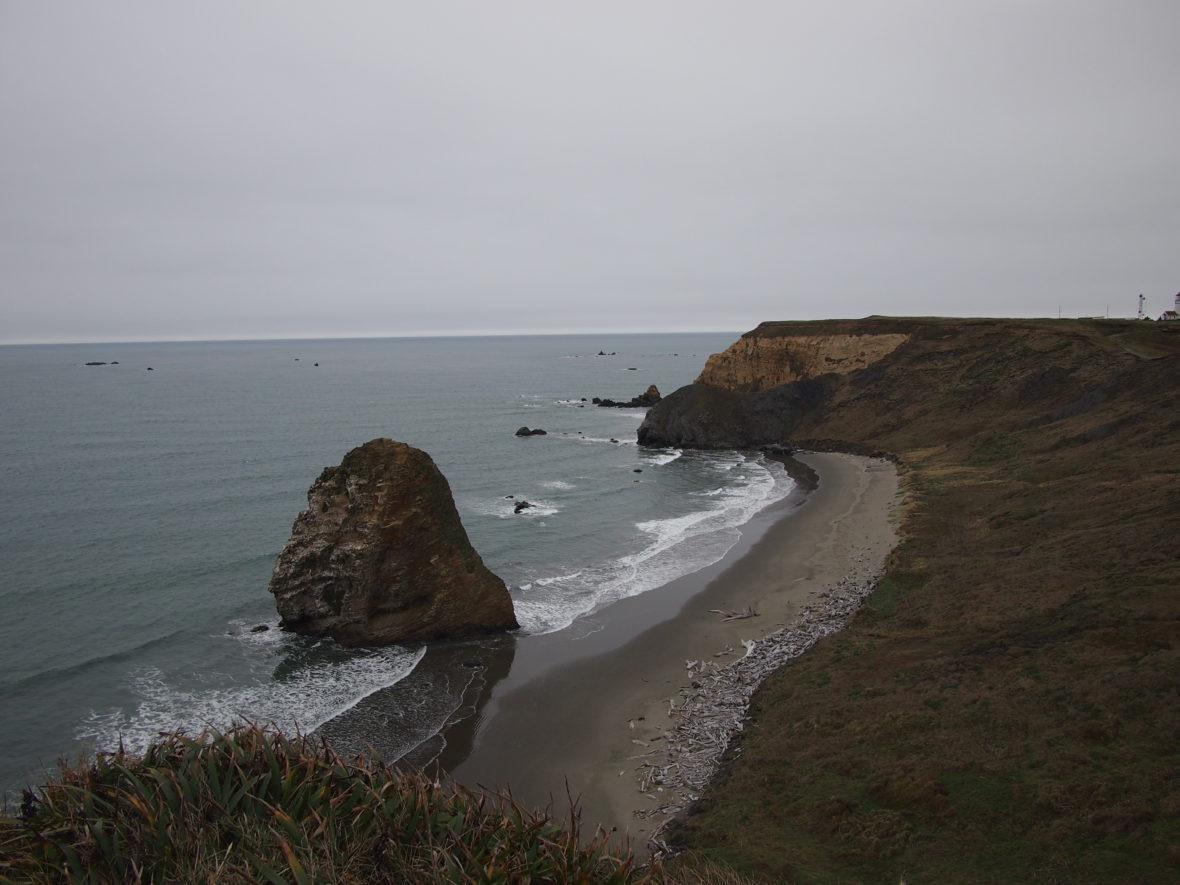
top-left (269, 438), bottom-right (518, 646)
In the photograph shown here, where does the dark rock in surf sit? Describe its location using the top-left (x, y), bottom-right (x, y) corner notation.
top-left (514, 501), bottom-right (533, 514)
top-left (594, 385), bottom-right (662, 408)
top-left (268, 438), bottom-right (518, 646)
top-left (515, 427), bottom-right (548, 437)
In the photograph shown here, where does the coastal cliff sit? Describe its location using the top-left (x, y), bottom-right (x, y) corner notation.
top-left (636, 379), bottom-right (828, 450)
top-left (269, 438), bottom-right (518, 646)
top-left (695, 320), bottom-right (910, 391)
top-left (640, 317), bottom-right (926, 447)
top-left (654, 317), bottom-right (1180, 882)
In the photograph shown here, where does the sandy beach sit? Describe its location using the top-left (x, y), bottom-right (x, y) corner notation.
top-left (446, 451), bottom-right (900, 849)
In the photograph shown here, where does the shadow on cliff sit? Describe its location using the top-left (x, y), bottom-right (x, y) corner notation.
top-left (636, 377), bottom-right (831, 450)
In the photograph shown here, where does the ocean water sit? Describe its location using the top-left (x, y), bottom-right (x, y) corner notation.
top-left (0, 333), bottom-right (794, 795)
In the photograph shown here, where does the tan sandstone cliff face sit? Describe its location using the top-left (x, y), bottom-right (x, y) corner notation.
top-left (269, 438), bottom-right (517, 646)
top-left (696, 332), bottom-right (911, 392)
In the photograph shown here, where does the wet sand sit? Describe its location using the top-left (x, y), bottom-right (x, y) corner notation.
top-left (445, 451), bottom-right (900, 848)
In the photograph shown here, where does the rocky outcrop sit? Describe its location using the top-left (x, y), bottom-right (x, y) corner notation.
top-left (268, 439), bottom-right (517, 646)
top-left (637, 379), bottom-right (829, 449)
top-left (515, 427), bottom-right (547, 436)
top-left (641, 319), bottom-right (916, 448)
top-left (697, 329), bottom-right (910, 391)
top-left (593, 385), bottom-right (662, 408)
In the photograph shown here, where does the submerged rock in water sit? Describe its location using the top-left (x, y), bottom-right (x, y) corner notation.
top-left (268, 438), bottom-right (518, 646)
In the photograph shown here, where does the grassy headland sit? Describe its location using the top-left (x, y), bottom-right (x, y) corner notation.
top-left (666, 318), bottom-right (1180, 882)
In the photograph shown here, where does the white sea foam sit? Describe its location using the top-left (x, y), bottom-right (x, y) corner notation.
top-left (514, 501), bottom-right (558, 517)
top-left (644, 448), bottom-right (683, 466)
top-left (76, 643), bottom-right (425, 756)
top-left (570, 436), bottom-right (637, 447)
top-left (707, 453), bottom-right (745, 472)
top-left (513, 454), bottom-right (793, 634)
top-left (540, 480), bottom-right (576, 490)
top-left (536, 569), bottom-right (586, 586)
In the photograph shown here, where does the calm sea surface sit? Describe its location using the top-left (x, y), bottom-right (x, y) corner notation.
top-left (0, 333), bottom-right (794, 795)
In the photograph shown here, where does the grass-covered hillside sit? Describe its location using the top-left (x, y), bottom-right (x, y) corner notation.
top-left (671, 318), bottom-right (1180, 882)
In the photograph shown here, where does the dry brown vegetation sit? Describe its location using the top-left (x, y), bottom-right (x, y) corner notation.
top-left (672, 318), bottom-right (1180, 883)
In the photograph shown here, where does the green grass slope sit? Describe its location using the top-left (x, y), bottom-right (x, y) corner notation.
top-left (673, 319), bottom-right (1180, 883)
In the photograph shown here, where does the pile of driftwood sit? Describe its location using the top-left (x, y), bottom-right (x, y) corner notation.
top-left (632, 549), bottom-right (890, 852)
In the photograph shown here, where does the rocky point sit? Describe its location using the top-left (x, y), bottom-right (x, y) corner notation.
top-left (268, 438), bottom-right (518, 646)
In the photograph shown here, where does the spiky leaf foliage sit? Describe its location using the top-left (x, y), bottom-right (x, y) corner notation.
top-left (0, 725), bottom-right (657, 884)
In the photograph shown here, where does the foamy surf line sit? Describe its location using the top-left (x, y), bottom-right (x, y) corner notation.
top-left (513, 455), bottom-right (794, 635)
top-left (77, 644), bottom-right (426, 755)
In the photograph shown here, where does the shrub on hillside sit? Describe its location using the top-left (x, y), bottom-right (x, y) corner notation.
top-left (0, 725), bottom-right (656, 884)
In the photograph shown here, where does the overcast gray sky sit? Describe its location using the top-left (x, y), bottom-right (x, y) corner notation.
top-left (2, 1), bottom-right (1177, 343)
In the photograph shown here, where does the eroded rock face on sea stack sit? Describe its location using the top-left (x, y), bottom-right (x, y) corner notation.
top-left (268, 438), bottom-right (518, 646)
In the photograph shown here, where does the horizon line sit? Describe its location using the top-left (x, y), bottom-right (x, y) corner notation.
top-left (0, 312), bottom-right (1148, 347)
top-left (0, 327), bottom-right (749, 347)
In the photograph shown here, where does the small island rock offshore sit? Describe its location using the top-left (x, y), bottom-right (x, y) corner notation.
top-left (268, 438), bottom-right (518, 646)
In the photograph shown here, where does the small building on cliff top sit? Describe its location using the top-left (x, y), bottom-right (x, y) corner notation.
top-left (1158, 292), bottom-right (1180, 321)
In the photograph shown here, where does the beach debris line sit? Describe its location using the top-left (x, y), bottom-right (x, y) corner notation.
top-left (707, 606), bottom-right (758, 621)
top-left (633, 551), bottom-right (890, 853)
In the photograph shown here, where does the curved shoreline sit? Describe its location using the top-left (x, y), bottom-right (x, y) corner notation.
top-left (444, 451), bottom-right (901, 849)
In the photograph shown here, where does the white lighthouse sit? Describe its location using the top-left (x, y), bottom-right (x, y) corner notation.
top-left (1161, 293), bottom-right (1180, 321)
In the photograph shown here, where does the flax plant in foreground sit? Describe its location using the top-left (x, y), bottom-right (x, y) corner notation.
top-left (0, 725), bottom-right (657, 884)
